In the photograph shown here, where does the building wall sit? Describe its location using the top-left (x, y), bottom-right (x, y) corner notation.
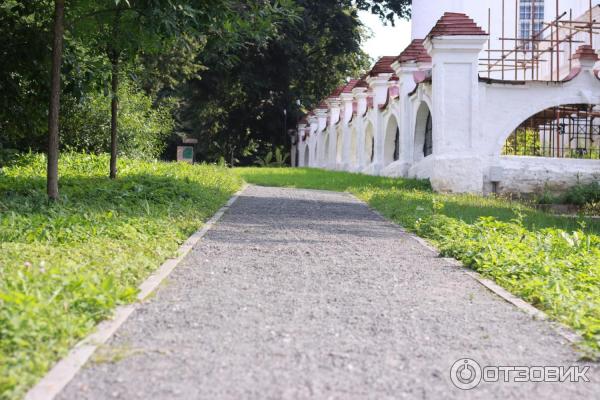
top-left (297, 7), bottom-right (600, 194)
top-left (412, 0), bottom-right (600, 41)
top-left (411, 0), bottom-right (600, 80)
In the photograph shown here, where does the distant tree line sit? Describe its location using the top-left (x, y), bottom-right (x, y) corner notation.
top-left (0, 0), bottom-right (411, 199)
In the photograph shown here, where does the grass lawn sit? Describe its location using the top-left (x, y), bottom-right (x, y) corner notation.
top-left (0, 154), bottom-right (242, 399)
top-left (1, 160), bottom-right (598, 399)
top-left (235, 167), bottom-right (600, 354)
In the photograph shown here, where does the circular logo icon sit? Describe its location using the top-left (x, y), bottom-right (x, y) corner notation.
top-left (450, 358), bottom-right (482, 390)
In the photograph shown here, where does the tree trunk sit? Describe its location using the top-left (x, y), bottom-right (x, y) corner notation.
top-left (109, 55), bottom-right (119, 179)
top-left (47, 0), bottom-right (65, 201)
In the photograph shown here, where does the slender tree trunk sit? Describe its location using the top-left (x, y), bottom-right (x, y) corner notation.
top-left (109, 55), bottom-right (119, 179)
top-left (47, 0), bottom-right (65, 201)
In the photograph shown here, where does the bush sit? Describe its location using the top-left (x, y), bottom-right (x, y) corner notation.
top-left (0, 148), bottom-right (19, 168)
top-left (61, 79), bottom-right (175, 160)
top-left (562, 182), bottom-right (600, 206)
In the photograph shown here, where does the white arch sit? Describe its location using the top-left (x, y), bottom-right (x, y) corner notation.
top-left (323, 132), bottom-right (330, 166)
top-left (336, 126), bottom-right (343, 165)
top-left (413, 101), bottom-right (432, 163)
top-left (482, 72), bottom-right (600, 156)
top-left (350, 125), bottom-right (358, 167)
top-left (364, 122), bottom-right (375, 165)
top-left (383, 114), bottom-right (400, 166)
top-left (304, 145), bottom-right (309, 167)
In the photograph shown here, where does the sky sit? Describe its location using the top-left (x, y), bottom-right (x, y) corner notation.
top-left (359, 11), bottom-right (412, 63)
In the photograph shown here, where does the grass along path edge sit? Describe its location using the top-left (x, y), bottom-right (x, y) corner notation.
top-left (0, 154), bottom-right (243, 399)
top-left (25, 184), bottom-right (248, 400)
top-left (234, 167), bottom-right (600, 355)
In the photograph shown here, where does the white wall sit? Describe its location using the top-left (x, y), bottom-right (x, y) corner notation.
top-left (493, 156), bottom-right (600, 194)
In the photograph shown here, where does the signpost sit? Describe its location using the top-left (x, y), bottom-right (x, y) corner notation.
top-left (177, 138), bottom-right (198, 164)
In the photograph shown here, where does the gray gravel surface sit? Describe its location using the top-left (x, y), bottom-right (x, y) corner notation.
top-left (59, 185), bottom-right (599, 400)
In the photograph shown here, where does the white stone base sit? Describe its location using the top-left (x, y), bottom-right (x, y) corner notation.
top-left (428, 155), bottom-right (484, 194)
top-left (491, 156), bottom-right (600, 195)
top-left (381, 161), bottom-right (410, 178)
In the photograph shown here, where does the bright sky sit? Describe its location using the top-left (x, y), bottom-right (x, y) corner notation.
top-left (359, 11), bottom-right (412, 63)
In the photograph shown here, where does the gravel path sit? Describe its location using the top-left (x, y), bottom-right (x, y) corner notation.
top-left (58, 185), bottom-right (598, 399)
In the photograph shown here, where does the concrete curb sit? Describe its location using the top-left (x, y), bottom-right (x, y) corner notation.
top-left (25, 185), bottom-right (249, 400)
top-left (358, 197), bottom-right (584, 346)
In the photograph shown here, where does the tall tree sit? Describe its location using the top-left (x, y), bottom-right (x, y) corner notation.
top-left (177, 0), bottom-right (411, 165)
top-left (47, 0), bottom-right (65, 200)
top-left (70, 0), bottom-right (191, 178)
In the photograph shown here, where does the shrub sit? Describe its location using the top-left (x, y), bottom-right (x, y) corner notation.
top-left (61, 79), bottom-right (175, 160)
top-left (562, 182), bottom-right (600, 206)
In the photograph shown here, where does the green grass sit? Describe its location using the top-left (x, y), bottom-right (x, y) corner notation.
top-left (0, 154), bottom-right (242, 399)
top-left (235, 167), bottom-right (600, 352)
top-left (1, 161), bottom-right (598, 399)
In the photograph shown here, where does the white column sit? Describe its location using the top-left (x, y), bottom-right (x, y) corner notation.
top-left (308, 116), bottom-right (318, 167)
top-left (296, 124), bottom-right (307, 167)
top-left (326, 98), bottom-right (342, 170)
top-left (366, 74), bottom-right (393, 174)
top-left (315, 109), bottom-right (328, 167)
top-left (353, 87), bottom-right (369, 169)
top-left (340, 92), bottom-right (354, 171)
top-left (392, 61), bottom-right (419, 176)
top-left (424, 34), bottom-right (488, 193)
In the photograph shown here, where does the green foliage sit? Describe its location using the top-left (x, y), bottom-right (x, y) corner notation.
top-left (0, 149), bottom-right (19, 169)
top-left (61, 79), bottom-right (176, 159)
top-left (563, 182), bottom-right (600, 207)
top-left (0, 0), bottom-right (53, 150)
top-left (416, 215), bottom-right (600, 351)
top-left (0, 153), bottom-right (242, 399)
top-left (236, 167), bottom-right (600, 352)
top-left (181, 0), bottom-right (412, 164)
top-left (502, 128), bottom-right (543, 156)
top-left (254, 146), bottom-right (290, 167)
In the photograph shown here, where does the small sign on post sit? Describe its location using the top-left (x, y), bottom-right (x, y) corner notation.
top-left (177, 138), bottom-right (198, 164)
top-left (177, 146), bottom-right (194, 164)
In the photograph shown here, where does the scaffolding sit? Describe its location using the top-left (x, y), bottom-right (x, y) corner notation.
top-left (480, 0), bottom-right (600, 82)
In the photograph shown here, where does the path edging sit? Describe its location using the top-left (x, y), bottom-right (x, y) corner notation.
top-left (25, 185), bottom-right (248, 400)
top-left (358, 196), bottom-right (584, 346)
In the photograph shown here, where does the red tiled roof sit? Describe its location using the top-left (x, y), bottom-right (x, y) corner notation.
top-left (427, 12), bottom-right (487, 38)
top-left (369, 56), bottom-right (397, 77)
top-left (342, 79), bottom-right (360, 93)
top-left (355, 73), bottom-right (369, 89)
top-left (573, 45), bottom-right (599, 62)
top-left (389, 75), bottom-right (399, 81)
top-left (397, 39), bottom-right (431, 64)
top-left (328, 85), bottom-right (345, 98)
top-left (316, 101), bottom-right (328, 109)
top-left (298, 117), bottom-right (308, 125)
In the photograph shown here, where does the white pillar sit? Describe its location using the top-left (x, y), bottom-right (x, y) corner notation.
top-left (315, 109), bottom-right (328, 167)
top-left (308, 116), bottom-right (318, 167)
top-left (424, 33), bottom-right (488, 193)
top-left (340, 92), bottom-right (354, 171)
top-left (366, 74), bottom-right (393, 174)
top-left (353, 87), bottom-right (369, 169)
top-left (326, 98), bottom-right (341, 170)
top-left (392, 61), bottom-right (420, 176)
